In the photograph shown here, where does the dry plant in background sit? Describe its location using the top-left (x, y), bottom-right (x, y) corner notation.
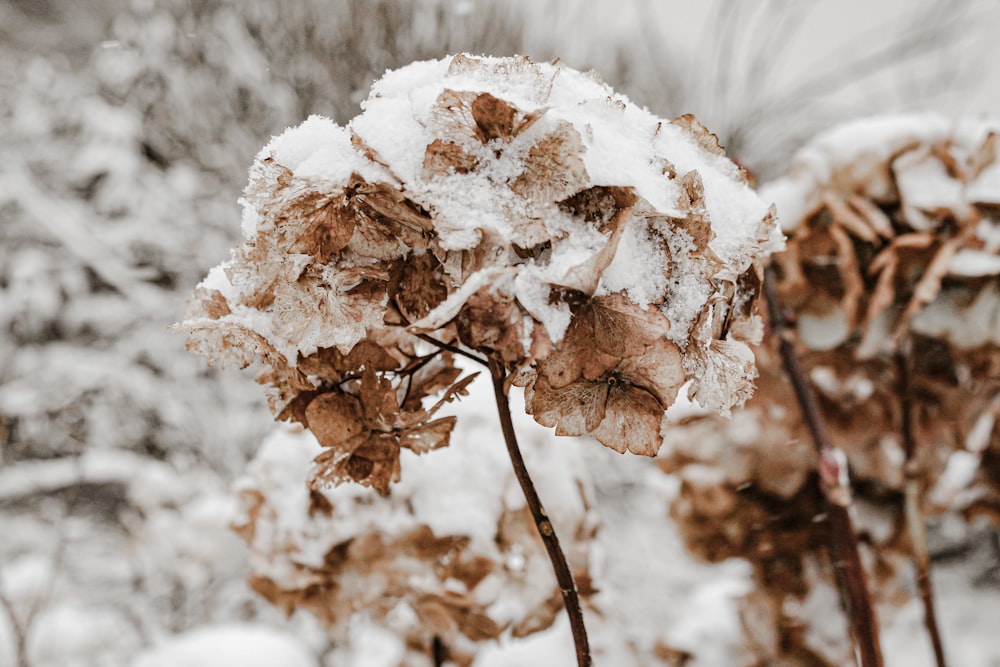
top-left (662, 114), bottom-right (1000, 667)
top-left (181, 54), bottom-right (780, 665)
top-left (233, 426), bottom-right (597, 667)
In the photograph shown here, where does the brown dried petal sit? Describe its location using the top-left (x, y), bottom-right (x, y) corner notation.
top-left (313, 434), bottom-right (401, 495)
top-left (305, 392), bottom-right (366, 449)
top-left (471, 92), bottom-right (518, 142)
top-left (399, 417), bottom-right (456, 454)
top-left (285, 194), bottom-right (356, 264)
top-left (617, 338), bottom-right (686, 407)
top-left (389, 252), bottom-right (449, 325)
top-left (591, 384), bottom-right (666, 456)
top-left (455, 288), bottom-right (526, 363)
top-left (191, 286), bottom-right (231, 320)
top-left (512, 120), bottom-right (589, 204)
top-left (527, 375), bottom-right (610, 435)
top-left (587, 293), bottom-right (672, 358)
top-left (423, 139), bottom-right (480, 179)
top-left (671, 113), bottom-right (726, 158)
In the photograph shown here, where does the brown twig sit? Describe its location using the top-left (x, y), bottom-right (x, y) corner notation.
top-left (896, 349), bottom-right (948, 667)
top-left (487, 355), bottom-right (592, 667)
top-left (415, 333), bottom-right (489, 367)
top-left (763, 266), bottom-right (883, 667)
top-left (432, 635), bottom-right (446, 667)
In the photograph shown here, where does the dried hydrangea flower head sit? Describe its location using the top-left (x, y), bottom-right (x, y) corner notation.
top-left (761, 113), bottom-right (1000, 506)
top-left (181, 54), bottom-right (780, 493)
top-left (662, 114), bottom-right (1000, 665)
top-left (233, 425), bottom-right (598, 666)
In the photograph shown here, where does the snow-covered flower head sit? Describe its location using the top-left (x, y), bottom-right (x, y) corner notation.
top-left (181, 54), bottom-right (780, 491)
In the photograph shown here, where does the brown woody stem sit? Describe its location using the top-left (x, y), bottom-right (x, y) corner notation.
top-left (487, 355), bottom-right (592, 667)
top-left (763, 267), bottom-right (884, 667)
top-left (897, 351), bottom-right (948, 667)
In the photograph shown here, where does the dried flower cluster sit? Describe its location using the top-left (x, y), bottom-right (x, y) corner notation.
top-left (233, 426), bottom-right (597, 666)
top-left (180, 54), bottom-right (781, 493)
top-left (663, 114), bottom-right (1000, 664)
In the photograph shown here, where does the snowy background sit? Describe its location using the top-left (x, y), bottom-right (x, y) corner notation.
top-left (1, 0), bottom-right (999, 665)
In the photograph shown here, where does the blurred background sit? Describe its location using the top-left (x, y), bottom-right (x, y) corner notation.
top-left (1, 0), bottom-right (998, 665)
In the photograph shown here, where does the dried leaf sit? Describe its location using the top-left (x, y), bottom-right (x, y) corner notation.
top-left (671, 113), bottom-right (726, 157)
top-left (389, 252), bottom-right (449, 325)
top-left (471, 92), bottom-right (518, 142)
top-left (422, 138), bottom-right (480, 178)
top-left (305, 392), bottom-right (365, 449)
top-left (512, 120), bottom-right (589, 203)
top-left (399, 417), bottom-right (456, 454)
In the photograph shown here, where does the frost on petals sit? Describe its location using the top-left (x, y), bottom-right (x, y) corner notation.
top-left (180, 53), bottom-right (780, 476)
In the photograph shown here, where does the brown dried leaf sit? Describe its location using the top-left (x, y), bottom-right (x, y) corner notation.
top-left (671, 113), bottom-right (726, 157)
top-left (822, 192), bottom-right (878, 243)
top-left (285, 193), bottom-right (356, 264)
top-left (345, 174), bottom-right (433, 248)
top-left (512, 120), bottom-right (589, 203)
top-left (455, 288), bottom-right (526, 363)
top-left (827, 222), bottom-right (866, 330)
top-left (591, 383), bottom-right (666, 456)
top-left (400, 356), bottom-right (463, 412)
top-left (686, 337), bottom-right (757, 415)
top-left (313, 433), bottom-right (401, 495)
top-left (527, 375), bottom-right (609, 434)
top-left (423, 139), bottom-right (480, 178)
top-left (587, 293), bottom-right (672, 358)
top-left (399, 417), bottom-right (456, 454)
top-left (968, 131), bottom-right (998, 180)
top-left (558, 185), bottom-right (638, 228)
top-left (305, 392), bottom-right (365, 449)
top-left (389, 252), bottom-right (449, 325)
top-left (191, 286), bottom-right (231, 319)
top-left (270, 267), bottom-right (388, 355)
top-left (298, 340), bottom-right (402, 381)
top-left (848, 194), bottom-right (895, 238)
top-left (471, 92), bottom-right (518, 142)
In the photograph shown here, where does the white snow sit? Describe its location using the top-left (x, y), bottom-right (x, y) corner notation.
top-left (132, 625), bottom-right (317, 667)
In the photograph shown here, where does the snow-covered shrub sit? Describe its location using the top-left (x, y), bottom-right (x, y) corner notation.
top-left (662, 114), bottom-right (1000, 665)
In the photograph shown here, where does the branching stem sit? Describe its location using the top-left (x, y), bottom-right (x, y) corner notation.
top-left (763, 267), bottom-right (883, 667)
top-left (487, 355), bottom-right (592, 667)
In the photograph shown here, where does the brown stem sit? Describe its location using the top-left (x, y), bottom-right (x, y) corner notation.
top-left (415, 333), bottom-right (489, 367)
top-left (487, 355), bottom-right (592, 667)
top-left (432, 635), bottom-right (446, 667)
top-left (897, 351), bottom-right (948, 667)
top-left (763, 267), bottom-right (883, 667)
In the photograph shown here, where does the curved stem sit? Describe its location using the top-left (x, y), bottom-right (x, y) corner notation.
top-left (487, 356), bottom-right (592, 667)
top-left (763, 267), bottom-right (883, 667)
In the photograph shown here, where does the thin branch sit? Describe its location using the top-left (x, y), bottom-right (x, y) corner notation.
top-left (763, 267), bottom-right (883, 667)
top-left (432, 635), bottom-right (446, 667)
top-left (897, 350), bottom-right (948, 667)
top-left (415, 333), bottom-right (489, 368)
top-left (487, 356), bottom-right (591, 667)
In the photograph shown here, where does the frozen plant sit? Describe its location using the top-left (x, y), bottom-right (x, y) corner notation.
top-left (663, 114), bottom-right (1000, 667)
top-left (181, 54), bottom-right (780, 665)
